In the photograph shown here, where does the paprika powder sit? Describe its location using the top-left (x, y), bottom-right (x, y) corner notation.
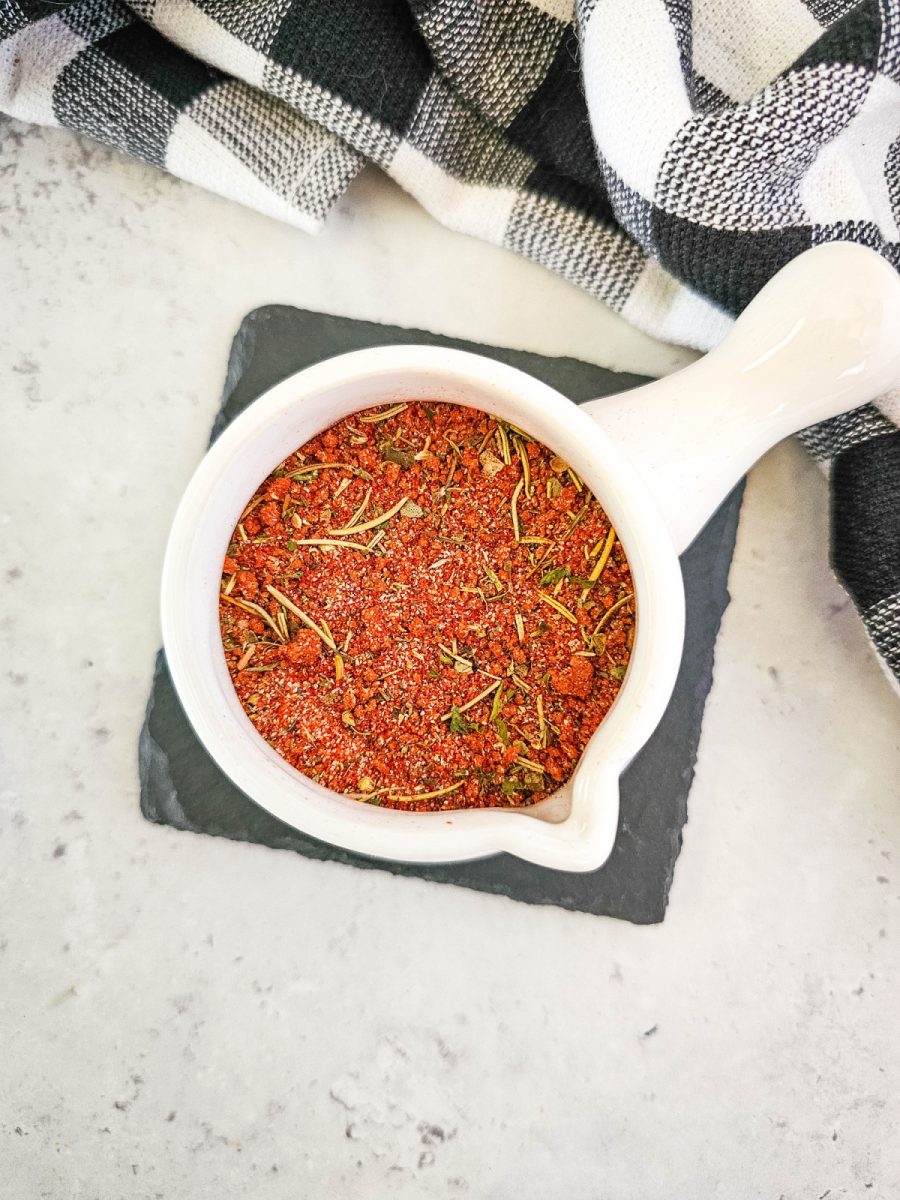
top-left (219, 401), bottom-right (635, 811)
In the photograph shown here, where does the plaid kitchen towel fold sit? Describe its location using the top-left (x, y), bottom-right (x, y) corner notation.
top-left (2, 0), bottom-right (899, 684)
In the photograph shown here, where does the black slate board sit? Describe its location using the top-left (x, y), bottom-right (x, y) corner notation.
top-left (140, 307), bottom-right (743, 924)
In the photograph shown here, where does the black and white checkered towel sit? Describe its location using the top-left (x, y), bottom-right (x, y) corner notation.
top-left (3, 0), bottom-right (899, 685)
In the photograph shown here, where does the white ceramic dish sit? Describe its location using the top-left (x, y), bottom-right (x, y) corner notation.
top-left (162, 243), bottom-right (900, 872)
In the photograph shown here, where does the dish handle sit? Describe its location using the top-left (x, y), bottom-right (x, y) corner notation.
top-left (583, 242), bottom-right (900, 553)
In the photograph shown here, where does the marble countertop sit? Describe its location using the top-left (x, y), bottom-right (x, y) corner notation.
top-left (2, 117), bottom-right (898, 1199)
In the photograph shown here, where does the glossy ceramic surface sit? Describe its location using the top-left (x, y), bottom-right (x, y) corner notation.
top-left (162, 243), bottom-right (900, 870)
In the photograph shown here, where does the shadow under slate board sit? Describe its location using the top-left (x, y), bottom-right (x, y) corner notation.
top-left (140, 307), bottom-right (743, 925)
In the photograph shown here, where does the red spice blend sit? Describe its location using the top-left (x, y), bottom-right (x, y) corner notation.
top-left (219, 401), bottom-right (635, 811)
